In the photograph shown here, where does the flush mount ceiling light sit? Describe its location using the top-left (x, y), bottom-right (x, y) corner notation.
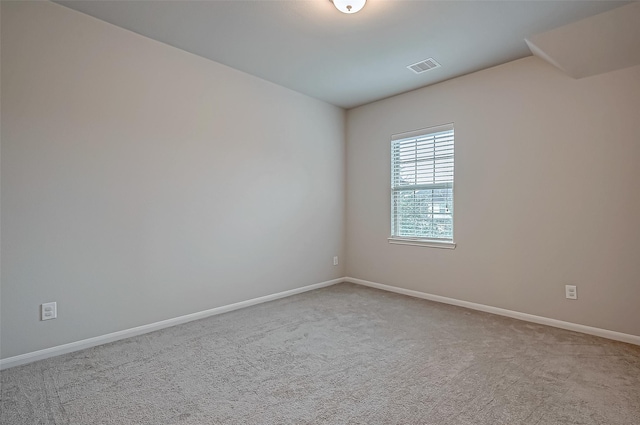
top-left (332, 0), bottom-right (366, 14)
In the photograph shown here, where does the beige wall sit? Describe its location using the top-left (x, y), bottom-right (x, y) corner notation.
top-left (346, 57), bottom-right (640, 337)
top-left (3, 1), bottom-right (639, 362)
top-left (0, 1), bottom-right (345, 359)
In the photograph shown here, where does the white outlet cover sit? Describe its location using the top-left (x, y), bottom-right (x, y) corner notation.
top-left (41, 302), bottom-right (57, 320)
top-left (565, 285), bottom-right (577, 300)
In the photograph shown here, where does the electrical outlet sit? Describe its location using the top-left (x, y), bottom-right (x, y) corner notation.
top-left (333, 256), bottom-right (339, 266)
top-left (41, 302), bottom-right (57, 321)
top-left (565, 285), bottom-right (577, 300)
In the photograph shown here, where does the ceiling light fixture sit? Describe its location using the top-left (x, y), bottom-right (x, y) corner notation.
top-left (332, 0), bottom-right (366, 14)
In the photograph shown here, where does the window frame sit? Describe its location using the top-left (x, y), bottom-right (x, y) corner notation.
top-left (388, 123), bottom-right (456, 249)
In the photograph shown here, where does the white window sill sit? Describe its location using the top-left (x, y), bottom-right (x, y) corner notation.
top-left (388, 237), bottom-right (456, 249)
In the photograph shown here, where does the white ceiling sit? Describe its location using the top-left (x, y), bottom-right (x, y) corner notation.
top-left (55, 0), bottom-right (630, 109)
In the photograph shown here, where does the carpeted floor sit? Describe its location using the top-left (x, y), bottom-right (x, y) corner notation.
top-left (1, 283), bottom-right (639, 424)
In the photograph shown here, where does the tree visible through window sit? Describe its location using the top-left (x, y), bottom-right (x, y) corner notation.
top-left (391, 124), bottom-right (454, 242)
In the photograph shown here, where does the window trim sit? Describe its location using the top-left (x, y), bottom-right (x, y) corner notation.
top-left (390, 123), bottom-right (455, 248)
top-left (388, 237), bottom-right (456, 249)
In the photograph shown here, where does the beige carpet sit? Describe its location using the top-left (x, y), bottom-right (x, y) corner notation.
top-left (2, 283), bottom-right (639, 424)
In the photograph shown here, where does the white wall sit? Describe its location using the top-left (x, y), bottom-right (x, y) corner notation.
top-left (0, 1), bottom-right (345, 359)
top-left (346, 57), bottom-right (640, 337)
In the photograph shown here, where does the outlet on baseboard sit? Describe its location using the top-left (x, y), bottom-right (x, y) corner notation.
top-left (333, 256), bottom-right (339, 266)
top-left (41, 302), bottom-right (57, 321)
top-left (565, 285), bottom-right (577, 300)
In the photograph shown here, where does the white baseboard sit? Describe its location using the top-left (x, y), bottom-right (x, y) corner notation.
top-left (4, 276), bottom-right (638, 370)
top-left (0, 278), bottom-right (343, 370)
top-left (345, 277), bottom-right (640, 346)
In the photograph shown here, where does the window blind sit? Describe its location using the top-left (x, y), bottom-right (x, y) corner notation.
top-left (391, 124), bottom-right (454, 241)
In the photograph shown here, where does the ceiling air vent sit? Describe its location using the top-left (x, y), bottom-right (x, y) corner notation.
top-left (407, 58), bottom-right (441, 74)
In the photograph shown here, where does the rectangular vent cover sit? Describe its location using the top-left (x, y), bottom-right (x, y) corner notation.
top-left (407, 58), bottom-right (441, 74)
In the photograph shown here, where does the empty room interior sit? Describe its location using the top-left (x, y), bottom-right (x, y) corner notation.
top-left (1, 0), bottom-right (640, 424)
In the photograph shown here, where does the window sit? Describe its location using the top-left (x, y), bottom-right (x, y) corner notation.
top-left (390, 123), bottom-right (455, 248)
